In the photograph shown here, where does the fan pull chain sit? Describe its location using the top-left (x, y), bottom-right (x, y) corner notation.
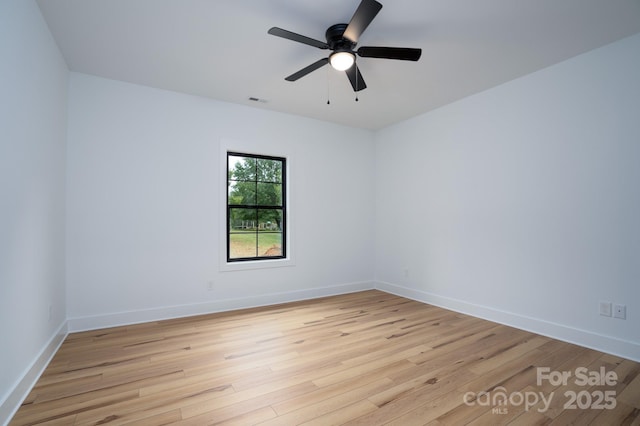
top-left (326, 65), bottom-right (331, 105)
top-left (355, 58), bottom-right (359, 102)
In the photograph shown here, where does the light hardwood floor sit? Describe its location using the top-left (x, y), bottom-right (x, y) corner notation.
top-left (10, 290), bottom-right (640, 425)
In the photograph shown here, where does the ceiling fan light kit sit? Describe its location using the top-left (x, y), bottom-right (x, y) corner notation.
top-left (268, 0), bottom-right (421, 92)
top-left (329, 51), bottom-right (355, 71)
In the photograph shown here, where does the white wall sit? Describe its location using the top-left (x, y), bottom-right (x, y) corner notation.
top-left (66, 73), bottom-right (375, 329)
top-left (0, 0), bottom-right (68, 421)
top-left (375, 33), bottom-right (640, 360)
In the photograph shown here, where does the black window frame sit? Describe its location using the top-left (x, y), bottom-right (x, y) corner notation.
top-left (226, 151), bottom-right (287, 262)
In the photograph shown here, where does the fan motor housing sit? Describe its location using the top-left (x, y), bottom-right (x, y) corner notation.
top-left (326, 24), bottom-right (356, 51)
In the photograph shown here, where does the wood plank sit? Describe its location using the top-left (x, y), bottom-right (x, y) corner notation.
top-left (618, 366), bottom-right (640, 408)
top-left (259, 378), bottom-right (393, 425)
top-left (176, 382), bottom-right (316, 424)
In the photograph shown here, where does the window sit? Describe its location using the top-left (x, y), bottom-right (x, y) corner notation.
top-left (227, 152), bottom-right (286, 262)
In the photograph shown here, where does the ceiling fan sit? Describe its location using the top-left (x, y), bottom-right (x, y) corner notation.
top-left (268, 0), bottom-right (422, 92)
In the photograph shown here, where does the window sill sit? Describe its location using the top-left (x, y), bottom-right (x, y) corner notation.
top-left (219, 257), bottom-right (295, 272)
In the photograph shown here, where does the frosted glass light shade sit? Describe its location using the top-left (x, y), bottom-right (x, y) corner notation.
top-left (330, 51), bottom-right (355, 71)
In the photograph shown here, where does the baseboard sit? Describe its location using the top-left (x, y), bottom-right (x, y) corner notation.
top-left (375, 281), bottom-right (640, 363)
top-left (0, 321), bottom-right (68, 426)
top-left (68, 281), bottom-right (375, 332)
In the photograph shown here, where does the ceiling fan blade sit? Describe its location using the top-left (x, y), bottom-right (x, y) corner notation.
top-left (357, 46), bottom-right (422, 61)
top-left (268, 27), bottom-right (329, 50)
top-left (343, 0), bottom-right (382, 43)
top-left (285, 58), bottom-right (329, 81)
top-left (345, 63), bottom-right (367, 92)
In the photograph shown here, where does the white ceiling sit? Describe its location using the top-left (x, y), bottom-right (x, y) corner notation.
top-left (37, 0), bottom-right (640, 130)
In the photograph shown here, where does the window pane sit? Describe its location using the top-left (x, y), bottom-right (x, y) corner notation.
top-left (256, 183), bottom-right (282, 206)
top-left (258, 208), bottom-right (282, 231)
top-left (229, 181), bottom-right (257, 205)
top-left (257, 158), bottom-right (282, 183)
top-left (229, 231), bottom-right (257, 259)
top-left (258, 232), bottom-right (282, 257)
top-left (229, 207), bottom-right (257, 231)
top-left (229, 156), bottom-right (257, 182)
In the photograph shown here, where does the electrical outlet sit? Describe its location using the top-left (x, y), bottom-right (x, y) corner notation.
top-left (613, 304), bottom-right (626, 320)
top-left (48, 304), bottom-right (53, 321)
top-left (599, 301), bottom-right (612, 317)
top-left (403, 268), bottom-right (409, 278)
top-left (207, 281), bottom-right (214, 291)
